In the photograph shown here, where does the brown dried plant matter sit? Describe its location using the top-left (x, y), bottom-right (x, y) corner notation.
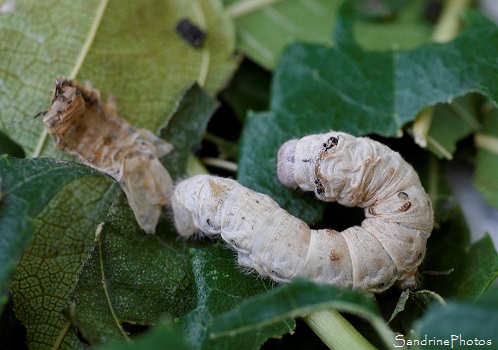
top-left (41, 77), bottom-right (173, 233)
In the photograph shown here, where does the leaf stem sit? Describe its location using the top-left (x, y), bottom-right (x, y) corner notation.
top-left (432, 0), bottom-right (472, 43)
top-left (448, 101), bottom-right (481, 130)
top-left (475, 134), bottom-right (498, 155)
top-left (303, 309), bottom-right (377, 350)
top-left (97, 232), bottom-right (131, 342)
top-left (426, 134), bottom-right (453, 160)
top-left (32, 0), bottom-right (109, 158)
top-left (51, 321), bottom-right (72, 350)
top-left (201, 157), bottom-right (238, 172)
top-left (227, 0), bottom-right (284, 19)
top-left (33, 129), bottom-right (50, 158)
top-left (69, 0), bottom-right (109, 79)
top-left (412, 107), bottom-right (433, 149)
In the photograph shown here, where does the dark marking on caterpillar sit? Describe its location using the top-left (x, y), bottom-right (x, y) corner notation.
top-left (323, 136), bottom-right (339, 150)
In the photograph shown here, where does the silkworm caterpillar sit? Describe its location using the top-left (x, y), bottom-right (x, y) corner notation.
top-left (41, 77), bottom-right (173, 233)
top-left (171, 132), bottom-right (433, 293)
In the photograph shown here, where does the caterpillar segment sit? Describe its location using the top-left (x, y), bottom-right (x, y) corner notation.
top-left (172, 131), bottom-right (433, 293)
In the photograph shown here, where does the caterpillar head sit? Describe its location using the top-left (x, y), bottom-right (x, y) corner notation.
top-left (277, 139), bottom-right (298, 188)
top-left (171, 178), bottom-right (199, 238)
top-left (43, 78), bottom-right (86, 136)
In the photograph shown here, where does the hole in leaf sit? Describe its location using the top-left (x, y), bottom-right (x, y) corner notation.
top-left (120, 322), bottom-right (151, 337)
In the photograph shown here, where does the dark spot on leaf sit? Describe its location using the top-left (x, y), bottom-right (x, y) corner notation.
top-left (175, 18), bottom-right (206, 47)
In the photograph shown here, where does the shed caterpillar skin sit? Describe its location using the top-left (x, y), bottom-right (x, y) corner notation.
top-left (42, 77), bottom-right (173, 233)
top-left (172, 132), bottom-right (433, 293)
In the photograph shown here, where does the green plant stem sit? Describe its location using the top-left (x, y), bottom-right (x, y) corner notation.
top-left (204, 132), bottom-right (239, 159)
top-left (475, 134), bottom-right (498, 156)
top-left (227, 0), bottom-right (284, 19)
top-left (303, 309), bottom-right (377, 350)
top-left (432, 0), bottom-right (472, 43)
top-left (412, 107), bottom-right (433, 149)
top-left (201, 157), bottom-right (238, 172)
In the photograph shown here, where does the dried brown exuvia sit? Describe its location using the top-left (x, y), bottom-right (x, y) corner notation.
top-left (41, 77), bottom-right (173, 233)
top-left (172, 132), bottom-right (434, 293)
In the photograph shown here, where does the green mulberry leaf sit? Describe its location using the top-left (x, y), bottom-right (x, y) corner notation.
top-left (0, 0), bottom-right (237, 157)
top-left (0, 156), bottom-right (115, 310)
top-left (239, 8), bottom-right (498, 221)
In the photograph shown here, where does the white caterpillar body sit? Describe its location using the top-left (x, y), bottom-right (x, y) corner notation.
top-left (277, 132), bottom-right (433, 288)
top-left (172, 132), bottom-right (433, 293)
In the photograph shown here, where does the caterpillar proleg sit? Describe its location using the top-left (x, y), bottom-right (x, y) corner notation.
top-left (172, 132), bottom-right (433, 293)
top-left (41, 77), bottom-right (173, 233)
